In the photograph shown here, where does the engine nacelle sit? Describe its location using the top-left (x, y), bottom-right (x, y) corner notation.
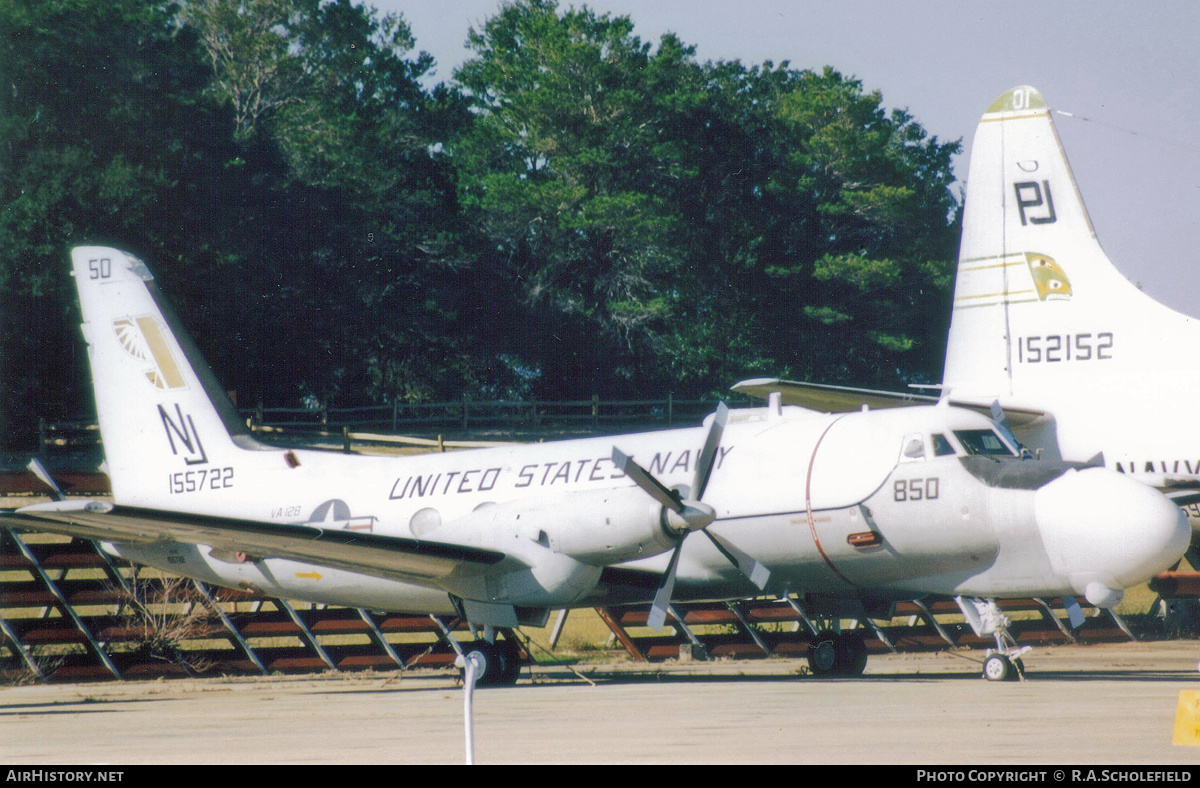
top-left (446, 486), bottom-right (676, 567)
top-left (412, 487), bottom-right (673, 611)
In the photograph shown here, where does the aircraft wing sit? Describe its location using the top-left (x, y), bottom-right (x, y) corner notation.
top-left (1164, 489), bottom-right (1200, 509)
top-left (731, 378), bottom-right (937, 411)
top-left (731, 378), bottom-right (1051, 428)
top-left (1, 500), bottom-right (510, 583)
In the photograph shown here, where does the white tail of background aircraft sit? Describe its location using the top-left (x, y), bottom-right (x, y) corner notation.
top-left (942, 86), bottom-right (1200, 491)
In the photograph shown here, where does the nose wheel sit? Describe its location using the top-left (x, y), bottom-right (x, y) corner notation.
top-left (982, 651), bottom-right (1026, 682)
top-left (956, 596), bottom-right (1035, 682)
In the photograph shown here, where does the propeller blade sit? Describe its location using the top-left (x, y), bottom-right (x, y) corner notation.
top-left (691, 402), bottom-right (729, 501)
top-left (704, 530), bottom-right (770, 589)
top-left (647, 542), bottom-right (683, 632)
top-left (27, 458), bottom-right (65, 501)
top-left (613, 448), bottom-right (683, 513)
top-left (616, 403), bottom-right (743, 632)
top-left (990, 400), bottom-right (1021, 450)
top-left (1061, 596), bottom-right (1085, 629)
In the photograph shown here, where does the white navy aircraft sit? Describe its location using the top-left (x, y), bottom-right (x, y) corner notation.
top-left (737, 85), bottom-right (1200, 543)
top-left (3, 235), bottom-right (1188, 683)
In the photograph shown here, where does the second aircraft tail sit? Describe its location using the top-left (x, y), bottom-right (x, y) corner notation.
top-left (942, 86), bottom-right (1200, 419)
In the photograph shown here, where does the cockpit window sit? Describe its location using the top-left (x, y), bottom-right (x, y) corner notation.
top-left (953, 429), bottom-right (1016, 457)
top-left (901, 435), bottom-right (926, 460)
top-left (931, 433), bottom-right (956, 457)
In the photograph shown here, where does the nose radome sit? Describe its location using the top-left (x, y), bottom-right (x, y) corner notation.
top-left (1034, 467), bottom-right (1189, 605)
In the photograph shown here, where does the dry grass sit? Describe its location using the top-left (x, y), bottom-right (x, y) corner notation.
top-left (107, 570), bottom-right (218, 673)
top-left (519, 608), bottom-right (624, 662)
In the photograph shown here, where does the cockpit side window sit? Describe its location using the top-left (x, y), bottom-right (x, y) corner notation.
top-left (953, 429), bottom-right (1016, 457)
top-left (931, 433), bottom-right (956, 457)
top-left (900, 435), bottom-right (926, 461)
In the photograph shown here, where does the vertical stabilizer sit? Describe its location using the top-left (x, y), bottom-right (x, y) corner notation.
top-left (942, 87), bottom-right (1200, 466)
top-left (71, 247), bottom-right (271, 509)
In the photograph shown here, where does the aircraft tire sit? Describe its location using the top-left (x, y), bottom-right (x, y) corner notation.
top-left (807, 630), bottom-right (840, 676)
top-left (834, 632), bottom-right (868, 676)
top-left (461, 643), bottom-right (493, 687)
top-left (464, 642), bottom-right (502, 687)
top-left (463, 638), bottom-right (523, 687)
top-left (494, 636), bottom-right (523, 686)
top-left (983, 653), bottom-right (1013, 682)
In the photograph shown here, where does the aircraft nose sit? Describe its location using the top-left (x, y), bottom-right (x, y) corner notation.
top-left (1034, 468), bottom-right (1189, 606)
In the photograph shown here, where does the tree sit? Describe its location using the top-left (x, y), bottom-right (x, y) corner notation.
top-left (0, 0), bottom-right (962, 449)
top-left (453, 0), bottom-right (695, 398)
top-left (770, 69), bottom-right (960, 385)
top-left (183, 0), bottom-right (483, 407)
top-left (659, 66), bottom-right (961, 390)
top-left (0, 0), bottom-right (222, 447)
top-left (452, 1), bottom-right (961, 399)
top-left (0, 0), bottom-right (481, 449)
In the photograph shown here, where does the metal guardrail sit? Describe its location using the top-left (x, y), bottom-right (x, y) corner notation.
top-left (2, 530), bottom-right (1157, 684)
top-left (1, 525), bottom-right (1188, 684)
top-left (0, 530), bottom-right (506, 682)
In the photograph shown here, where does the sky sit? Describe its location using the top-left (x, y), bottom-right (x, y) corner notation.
top-left (378, 0), bottom-right (1200, 318)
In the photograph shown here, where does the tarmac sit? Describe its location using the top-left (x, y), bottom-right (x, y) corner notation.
top-left (4, 640), bottom-right (1200, 765)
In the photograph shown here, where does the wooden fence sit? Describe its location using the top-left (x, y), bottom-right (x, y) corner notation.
top-left (36, 395), bottom-right (750, 456)
top-left (242, 394), bottom-right (740, 434)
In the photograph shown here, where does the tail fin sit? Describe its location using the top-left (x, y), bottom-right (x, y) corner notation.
top-left (71, 247), bottom-right (270, 508)
top-left (943, 86), bottom-right (1200, 403)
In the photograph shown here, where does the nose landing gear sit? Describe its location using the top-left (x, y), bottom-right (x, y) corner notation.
top-left (956, 596), bottom-right (1032, 681)
top-left (982, 649), bottom-right (1028, 682)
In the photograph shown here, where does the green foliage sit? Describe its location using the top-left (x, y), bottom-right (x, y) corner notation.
top-left (0, 0), bottom-right (218, 444)
top-left (452, 0), bottom-right (692, 396)
top-left (0, 0), bottom-right (963, 447)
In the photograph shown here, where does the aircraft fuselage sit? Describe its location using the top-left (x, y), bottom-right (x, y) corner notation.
top-left (104, 402), bottom-right (1187, 617)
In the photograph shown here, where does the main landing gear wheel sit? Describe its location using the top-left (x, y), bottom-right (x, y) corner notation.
top-left (807, 630), bottom-right (869, 677)
top-left (807, 630), bottom-right (839, 676)
top-left (462, 637), bottom-right (523, 687)
top-left (983, 652), bottom-right (1023, 682)
top-left (835, 632), bottom-right (868, 677)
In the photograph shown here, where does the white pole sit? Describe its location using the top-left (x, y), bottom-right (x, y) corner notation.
top-left (458, 652), bottom-right (484, 765)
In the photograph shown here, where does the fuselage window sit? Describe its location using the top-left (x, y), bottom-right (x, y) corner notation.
top-left (931, 433), bottom-right (956, 456)
top-left (953, 429), bottom-right (1016, 457)
top-left (409, 507), bottom-right (443, 537)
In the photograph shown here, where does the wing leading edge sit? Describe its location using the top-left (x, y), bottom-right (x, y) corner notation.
top-left (731, 377), bottom-right (936, 412)
top-left (2, 501), bottom-right (510, 584)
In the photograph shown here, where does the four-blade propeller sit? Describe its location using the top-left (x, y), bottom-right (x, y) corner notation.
top-left (612, 402), bottom-right (769, 631)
